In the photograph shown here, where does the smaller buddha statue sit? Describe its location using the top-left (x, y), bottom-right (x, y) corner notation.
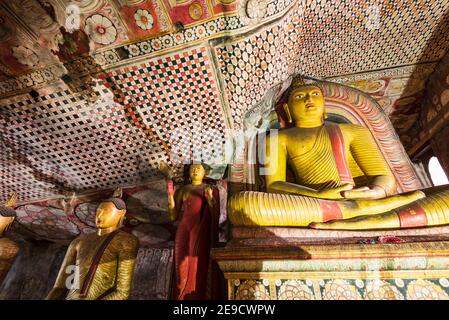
top-left (46, 189), bottom-right (139, 300)
top-left (0, 193), bottom-right (19, 286)
top-left (162, 162), bottom-right (220, 300)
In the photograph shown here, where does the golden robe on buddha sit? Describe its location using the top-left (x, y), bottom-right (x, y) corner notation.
top-left (47, 196), bottom-right (139, 300)
top-left (47, 230), bottom-right (138, 300)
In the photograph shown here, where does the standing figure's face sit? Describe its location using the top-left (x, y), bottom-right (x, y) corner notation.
top-left (189, 164), bottom-right (206, 184)
top-left (286, 85), bottom-right (325, 125)
top-left (95, 202), bottom-right (125, 229)
top-left (0, 216), bottom-right (14, 236)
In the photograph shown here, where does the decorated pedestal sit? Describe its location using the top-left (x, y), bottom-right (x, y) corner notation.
top-left (212, 227), bottom-right (449, 300)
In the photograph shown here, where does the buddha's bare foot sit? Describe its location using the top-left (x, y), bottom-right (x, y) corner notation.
top-left (309, 220), bottom-right (345, 230)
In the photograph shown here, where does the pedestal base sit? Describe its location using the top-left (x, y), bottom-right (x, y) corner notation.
top-left (212, 228), bottom-right (449, 300)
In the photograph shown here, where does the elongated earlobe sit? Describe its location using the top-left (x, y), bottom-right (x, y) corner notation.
top-left (118, 210), bottom-right (126, 227)
top-left (283, 103), bottom-right (293, 123)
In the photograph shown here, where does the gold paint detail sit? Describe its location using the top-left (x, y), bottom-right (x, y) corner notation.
top-left (224, 270), bottom-right (449, 280)
top-left (189, 2), bottom-right (203, 20)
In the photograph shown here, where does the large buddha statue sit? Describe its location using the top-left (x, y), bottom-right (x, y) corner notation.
top-left (46, 191), bottom-right (139, 300)
top-left (228, 78), bottom-right (449, 230)
top-left (0, 193), bottom-right (19, 286)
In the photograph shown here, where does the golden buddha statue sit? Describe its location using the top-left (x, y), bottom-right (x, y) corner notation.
top-left (46, 191), bottom-right (139, 300)
top-left (0, 193), bottom-right (19, 286)
top-left (163, 163), bottom-right (220, 300)
top-left (228, 77), bottom-right (449, 230)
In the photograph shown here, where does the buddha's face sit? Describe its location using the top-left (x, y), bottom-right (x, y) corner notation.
top-left (95, 202), bottom-right (125, 230)
top-left (0, 216), bottom-right (14, 236)
top-left (189, 164), bottom-right (205, 184)
top-left (286, 85), bottom-right (325, 125)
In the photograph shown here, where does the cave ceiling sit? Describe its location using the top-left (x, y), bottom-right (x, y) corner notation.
top-left (1, 0), bottom-right (449, 206)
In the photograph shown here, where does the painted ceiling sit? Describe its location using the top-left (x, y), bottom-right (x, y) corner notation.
top-left (0, 0), bottom-right (449, 217)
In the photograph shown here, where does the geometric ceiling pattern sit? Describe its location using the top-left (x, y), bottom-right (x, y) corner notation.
top-left (1, 0), bottom-right (449, 205)
top-left (1, 46), bottom-right (225, 202)
top-left (217, 0), bottom-right (449, 133)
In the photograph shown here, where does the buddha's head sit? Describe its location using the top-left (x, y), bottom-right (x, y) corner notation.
top-left (189, 163), bottom-right (206, 185)
top-left (95, 198), bottom-right (126, 234)
top-left (0, 193), bottom-right (18, 237)
top-left (284, 82), bottom-right (326, 128)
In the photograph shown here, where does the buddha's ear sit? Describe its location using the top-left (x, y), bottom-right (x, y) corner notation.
top-left (283, 103), bottom-right (293, 123)
top-left (118, 211), bottom-right (126, 227)
top-left (323, 111), bottom-right (328, 120)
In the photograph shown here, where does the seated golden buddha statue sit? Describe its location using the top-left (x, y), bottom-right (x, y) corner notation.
top-left (0, 193), bottom-right (19, 286)
top-left (228, 77), bottom-right (449, 230)
top-left (46, 191), bottom-right (139, 300)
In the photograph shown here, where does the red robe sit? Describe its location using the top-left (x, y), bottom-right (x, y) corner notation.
top-left (173, 186), bottom-right (220, 300)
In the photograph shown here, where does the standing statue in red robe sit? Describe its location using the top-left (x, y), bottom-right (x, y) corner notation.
top-left (163, 163), bottom-right (220, 300)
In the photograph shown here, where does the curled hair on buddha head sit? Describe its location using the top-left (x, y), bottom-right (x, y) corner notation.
top-left (102, 187), bottom-right (126, 211)
top-left (1, 193), bottom-right (18, 218)
top-left (0, 206), bottom-right (16, 218)
top-left (102, 197), bottom-right (126, 211)
top-left (192, 162), bottom-right (211, 171)
top-left (287, 74), bottom-right (323, 99)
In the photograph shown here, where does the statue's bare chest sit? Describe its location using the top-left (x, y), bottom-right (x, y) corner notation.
top-left (283, 128), bottom-right (324, 157)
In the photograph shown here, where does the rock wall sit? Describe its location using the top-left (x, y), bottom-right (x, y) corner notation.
top-left (0, 240), bottom-right (67, 299)
top-left (420, 51), bottom-right (449, 175)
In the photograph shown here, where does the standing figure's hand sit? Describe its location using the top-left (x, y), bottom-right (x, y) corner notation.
top-left (168, 180), bottom-right (175, 197)
top-left (204, 186), bottom-right (215, 207)
top-left (167, 180), bottom-right (176, 212)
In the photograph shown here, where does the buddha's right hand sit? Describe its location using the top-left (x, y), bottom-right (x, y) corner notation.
top-left (342, 185), bottom-right (386, 200)
top-left (167, 180), bottom-right (177, 221)
top-left (318, 183), bottom-right (354, 200)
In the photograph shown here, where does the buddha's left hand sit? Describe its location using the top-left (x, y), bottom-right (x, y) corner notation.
top-left (342, 186), bottom-right (386, 200)
top-left (205, 186), bottom-right (215, 207)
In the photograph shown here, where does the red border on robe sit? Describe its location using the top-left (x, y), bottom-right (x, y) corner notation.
top-left (397, 203), bottom-right (428, 228)
top-left (327, 124), bottom-right (354, 185)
